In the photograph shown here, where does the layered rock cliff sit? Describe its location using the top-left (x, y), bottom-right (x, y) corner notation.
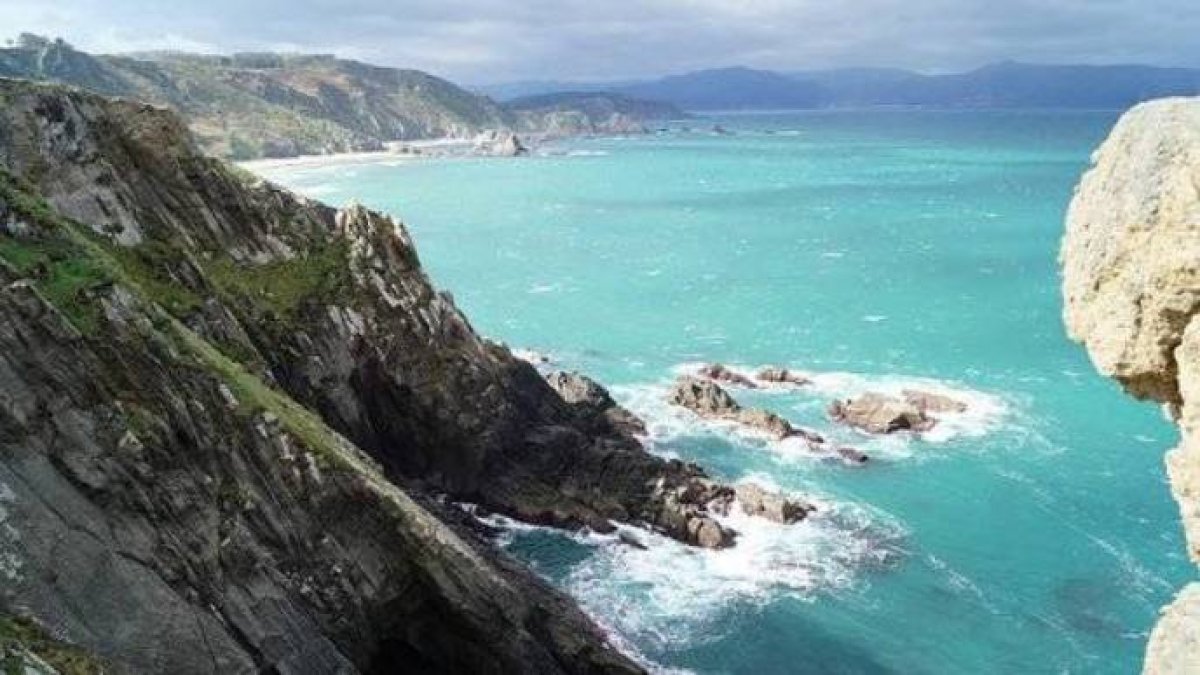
top-left (0, 78), bottom-right (748, 672)
top-left (1062, 97), bottom-right (1200, 673)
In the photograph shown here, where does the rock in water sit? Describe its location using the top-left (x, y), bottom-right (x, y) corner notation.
top-left (669, 376), bottom-right (799, 440)
top-left (1060, 97), bottom-right (1200, 674)
top-left (670, 375), bottom-right (742, 416)
top-left (734, 484), bottom-right (814, 523)
top-left (756, 366), bottom-right (812, 386)
top-left (828, 392), bottom-right (936, 434)
top-left (697, 362), bottom-right (758, 387)
top-left (546, 370), bottom-right (647, 436)
top-left (903, 389), bottom-right (967, 413)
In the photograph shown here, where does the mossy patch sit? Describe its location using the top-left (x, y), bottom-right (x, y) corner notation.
top-left (204, 240), bottom-right (350, 320)
top-left (0, 614), bottom-right (106, 675)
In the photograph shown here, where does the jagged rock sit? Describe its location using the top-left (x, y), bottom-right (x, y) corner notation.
top-left (756, 366), bottom-right (812, 386)
top-left (734, 407), bottom-right (798, 441)
top-left (733, 484), bottom-right (813, 523)
top-left (829, 393), bottom-right (936, 434)
top-left (0, 79), bottom-right (667, 674)
top-left (670, 375), bottom-right (742, 416)
top-left (697, 363), bottom-right (758, 388)
top-left (1060, 97), bottom-right (1200, 673)
top-left (903, 389), bottom-right (967, 413)
top-left (669, 376), bottom-right (799, 440)
top-left (546, 370), bottom-right (647, 436)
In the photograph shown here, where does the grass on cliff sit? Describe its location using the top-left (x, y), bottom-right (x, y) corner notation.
top-left (204, 239), bottom-right (350, 320)
top-left (0, 168), bottom-right (367, 476)
top-left (0, 615), bottom-right (105, 675)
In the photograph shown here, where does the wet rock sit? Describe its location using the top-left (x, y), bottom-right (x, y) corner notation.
top-left (902, 389), bottom-right (967, 414)
top-left (734, 484), bottom-right (813, 523)
top-left (733, 407), bottom-right (798, 441)
top-left (617, 531), bottom-right (647, 550)
top-left (546, 370), bottom-right (647, 436)
top-left (835, 446), bottom-right (870, 465)
top-left (697, 363), bottom-right (757, 388)
top-left (755, 366), bottom-right (812, 386)
top-left (669, 376), bottom-right (797, 440)
top-left (686, 516), bottom-right (734, 548)
top-left (670, 375), bottom-right (741, 416)
top-left (828, 393), bottom-right (936, 434)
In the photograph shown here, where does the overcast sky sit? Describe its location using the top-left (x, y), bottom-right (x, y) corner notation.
top-left (2, 0), bottom-right (1197, 83)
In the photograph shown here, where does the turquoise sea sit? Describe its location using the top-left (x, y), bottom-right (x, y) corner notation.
top-left (254, 111), bottom-right (1191, 674)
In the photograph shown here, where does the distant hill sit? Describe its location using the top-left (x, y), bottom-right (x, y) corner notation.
top-left (484, 62), bottom-right (1200, 111)
top-left (508, 92), bottom-right (686, 134)
top-left (615, 67), bottom-right (825, 110)
top-left (0, 34), bottom-right (514, 158)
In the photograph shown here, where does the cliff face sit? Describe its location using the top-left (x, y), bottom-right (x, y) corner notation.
top-left (0, 78), bottom-right (656, 674)
top-left (0, 76), bottom-right (766, 672)
top-left (1061, 98), bottom-right (1200, 673)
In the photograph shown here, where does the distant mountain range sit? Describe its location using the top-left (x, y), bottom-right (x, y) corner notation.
top-left (0, 35), bottom-right (678, 159)
top-left (480, 62), bottom-right (1200, 110)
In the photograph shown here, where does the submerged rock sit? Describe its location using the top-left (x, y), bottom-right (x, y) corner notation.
top-left (828, 393), bottom-right (936, 434)
top-left (755, 366), bottom-right (812, 386)
top-left (835, 446), bottom-right (871, 465)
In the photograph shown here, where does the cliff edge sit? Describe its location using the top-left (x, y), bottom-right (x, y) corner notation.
top-left (1062, 97), bottom-right (1200, 673)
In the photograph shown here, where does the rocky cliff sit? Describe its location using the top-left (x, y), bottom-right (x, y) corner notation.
top-left (0, 36), bottom-right (678, 160)
top-left (1061, 97), bottom-right (1200, 673)
top-left (0, 34), bottom-right (514, 159)
top-left (0, 78), bottom-right (757, 672)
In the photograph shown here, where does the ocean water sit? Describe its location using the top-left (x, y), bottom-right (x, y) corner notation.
top-left (253, 110), bottom-right (1192, 674)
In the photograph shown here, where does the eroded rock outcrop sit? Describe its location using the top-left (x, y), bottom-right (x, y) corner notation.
top-left (1060, 97), bottom-right (1200, 673)
top-left (829, 393), bottom-right (936, 434)
top-left (546, 370), bottom-right (647, 437)
top-left (670, 376), bottom-right (797, 440)
top-left (0, 78), bottom-right (706, 673)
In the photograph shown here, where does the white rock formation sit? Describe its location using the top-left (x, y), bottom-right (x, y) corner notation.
top-left (1061, 97), bottom-right (1200, 673)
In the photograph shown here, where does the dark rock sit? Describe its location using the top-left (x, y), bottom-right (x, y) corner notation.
top-left (546, 370), bottom-right (647, 436)
top-left (0, 80), bottom-right (656, 674)
top-left (835, 446), bottom-right (870, 464)
top-left (697, 363), bottom-right (757, 388)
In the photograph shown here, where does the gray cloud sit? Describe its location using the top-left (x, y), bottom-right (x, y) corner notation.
top-left (1, 0), bottom-right (1196, 82)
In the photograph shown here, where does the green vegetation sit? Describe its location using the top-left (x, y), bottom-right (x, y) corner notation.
top-left (104, 240), bottom-right (202, 316)
top-left (0, 175), bottom-right (112, 332)
top-left (0, 614), bottom-right (105, 675)
top-left (205, 240), bottom-right (350, 320)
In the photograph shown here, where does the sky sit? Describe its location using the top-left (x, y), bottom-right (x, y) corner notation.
top-left (1, 0), bottom-right (1197, 83)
